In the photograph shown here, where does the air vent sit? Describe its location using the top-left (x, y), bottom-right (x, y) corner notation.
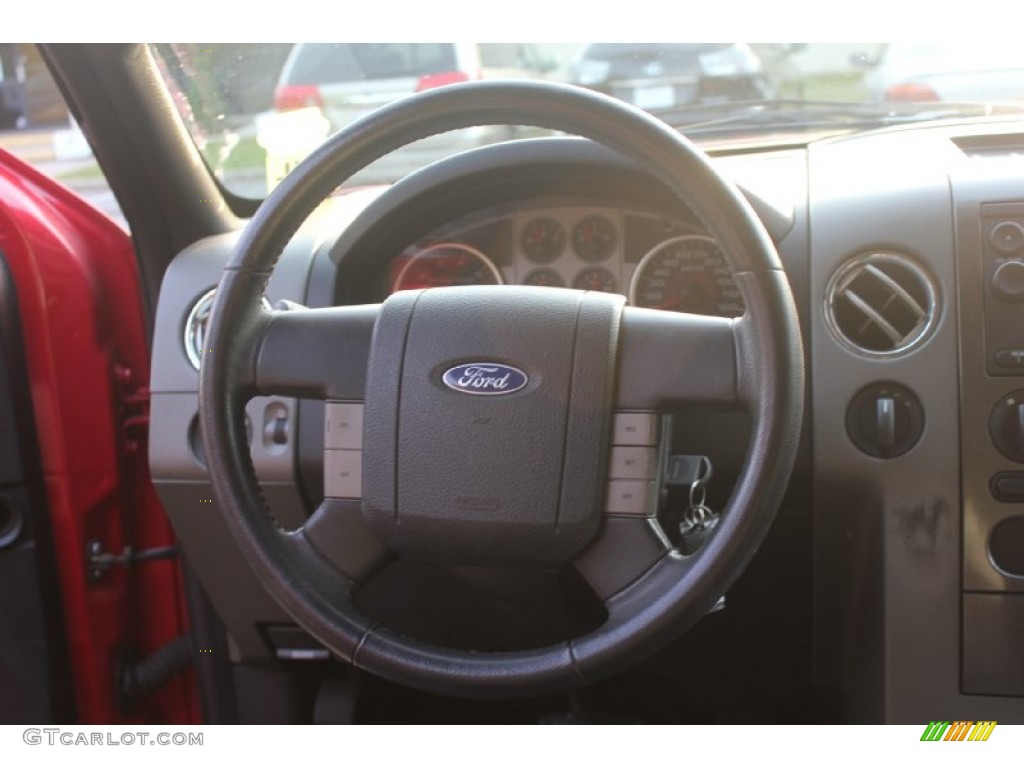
top-left (825, 252), bottom-right (939, 357)
top-left (183, 289), bottom-right (216, 370)
top-left (183, 289), bottom-right (270, 370)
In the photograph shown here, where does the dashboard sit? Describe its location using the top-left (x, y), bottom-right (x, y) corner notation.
top-left (148, 125), bottom-right (1024, 723)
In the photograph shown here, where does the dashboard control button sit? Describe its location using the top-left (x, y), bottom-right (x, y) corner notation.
top-left (989, 391), bottom-right (1024, 464)
top-left (996, 349), bottom-right (1024, 368)
top-left (325, 402), bottom-right (365, 450)
top-left (324, 450), bottom-right (362, 499)
top-left (991, 260), bottom-right (1024, 301)
top-left (605, 480), bottom-right (654, 515)
top-left (845, 382), bottom-right (924, 459)
top-left (988, 516), bottom-right (1024, 577)
top-left (612, 412), bottom-right (658, 446)
top-left (263, 402), bottom-right (290, 446)
top-left (609, 446), bottom-right (657, 480)
top-left (990, 221), bottom-right (1024, 254)
top-left (990, 472), bottom-right (1024, 502)
top-left (264, 625), bottom-right (331, 662)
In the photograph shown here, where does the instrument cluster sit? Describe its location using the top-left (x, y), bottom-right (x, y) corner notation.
top-left (387, 203), bottom-right (745, 317)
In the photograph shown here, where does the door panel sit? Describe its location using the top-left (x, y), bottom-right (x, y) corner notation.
top-left (0, 146), bottom-right (199, 724)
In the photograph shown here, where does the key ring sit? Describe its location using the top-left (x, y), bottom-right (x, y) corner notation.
top-left (687, 456), bottom-right (712, 511)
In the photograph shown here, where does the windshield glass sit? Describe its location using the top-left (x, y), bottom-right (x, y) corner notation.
top-left (151, 43), bottom-right (1024, 199)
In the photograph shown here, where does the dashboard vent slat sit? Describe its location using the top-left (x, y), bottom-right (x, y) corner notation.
top-left (825, 252), bottom-right (939, 357)
top-left (842, 289), bottom-right (904, 345)
top-left (862, 264), bottom-right (927, 320)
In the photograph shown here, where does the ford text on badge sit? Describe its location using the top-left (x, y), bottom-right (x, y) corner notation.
top-left (442, 363), bottom-right (529, 396)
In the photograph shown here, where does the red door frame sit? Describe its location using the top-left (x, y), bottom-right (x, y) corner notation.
top-left (0, 148), bottom-right (199, 724)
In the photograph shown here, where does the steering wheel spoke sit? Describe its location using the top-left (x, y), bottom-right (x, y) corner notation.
top-left (296, 499), bottom-right (394, 584)
top-left (251, 304), bottom-right (379, 400)
top-left (615, 306), bottom-right (740, 411)
top-left (573, 515), bottom-right (673, 601)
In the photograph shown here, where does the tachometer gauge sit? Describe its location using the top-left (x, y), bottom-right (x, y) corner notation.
top-left (523, 268), bottom-right (566, 288)
top-left (391, 243), bottom-right (503, 292)
top-left (573, 267), bottom-right (618, 293)
top-left (629, 235), bottom-right (744, 316)
top-left (521, 217), bottom-right (566, 263)
top-left (572, 215), bottom-right (617, 262)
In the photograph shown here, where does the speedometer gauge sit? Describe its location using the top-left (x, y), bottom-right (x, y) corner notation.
top-left (391, 243), bottom-right (503, 292)
top-left (629, 235), bottom-right (744, 316)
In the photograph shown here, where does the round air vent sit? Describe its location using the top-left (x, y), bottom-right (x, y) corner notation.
top-left (825, 252), bottom-right (939, 357)
top-left (183, 289), bottom-right (270, 370)
top-left (183, 289), bottom-right (217, 370)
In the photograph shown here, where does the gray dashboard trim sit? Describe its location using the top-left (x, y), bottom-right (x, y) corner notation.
top-left (810, 126), bottom-right (1024, 721)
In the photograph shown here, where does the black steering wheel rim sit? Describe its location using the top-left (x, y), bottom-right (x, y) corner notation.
top-left (199, 81), bottom-right (804, 698)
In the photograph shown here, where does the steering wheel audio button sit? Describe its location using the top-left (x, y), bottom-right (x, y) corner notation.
top-left (612, 412), bottom-right (659, 446)
top-left (609, 446), bottom-right (657, 480)
top-left (324, 450), bottom-right (363, 499)
top-left (325, 402), bottom-right (365, 450)
top-left (606, 480), bottom-right (655, 515)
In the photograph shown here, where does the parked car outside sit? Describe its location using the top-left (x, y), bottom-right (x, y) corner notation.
top-left (860, 42), bottom-right (1024, 103)
top-left (568, 43), bottom-right (802, 110)
top-left (268, 43), bottom-right (557, 185)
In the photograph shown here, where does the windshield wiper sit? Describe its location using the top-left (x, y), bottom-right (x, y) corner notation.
top-left (648, 99), bottom-right (1024, 137)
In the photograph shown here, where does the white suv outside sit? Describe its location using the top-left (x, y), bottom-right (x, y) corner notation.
top-left (272, 43), bottom-right (557, 182)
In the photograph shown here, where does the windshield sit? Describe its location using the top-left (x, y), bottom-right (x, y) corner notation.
top-left (152, 43), bottom-right (1024, 199)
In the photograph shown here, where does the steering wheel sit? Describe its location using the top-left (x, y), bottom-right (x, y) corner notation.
top-left (199, 81), bottom-right (804, 698)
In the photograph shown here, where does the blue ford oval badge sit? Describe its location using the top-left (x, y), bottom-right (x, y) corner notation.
top-left (442, 363), bottom-right (528, 396)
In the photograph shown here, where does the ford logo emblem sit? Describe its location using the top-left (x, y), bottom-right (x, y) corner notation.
top-left (442, 363), bottom-right (528, 396)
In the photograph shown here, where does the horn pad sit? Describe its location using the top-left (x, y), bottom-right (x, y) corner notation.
top-left (361, 286), bottom-right (624, 565)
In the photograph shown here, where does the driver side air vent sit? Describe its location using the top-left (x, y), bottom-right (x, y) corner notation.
top-left (183, 289), bottom-right (270, 370)
top-left (825, 252), bottom-right (939, 357)
top-left (183, 288), bottom-right (217, 370)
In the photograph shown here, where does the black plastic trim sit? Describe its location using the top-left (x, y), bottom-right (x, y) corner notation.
top-left (0, 252), bottom-right (76, 723)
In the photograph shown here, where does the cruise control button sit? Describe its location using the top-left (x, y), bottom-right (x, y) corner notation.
top-left (325, 402), bottom-right (364, 450)
top-left (324, 450), bottom-right (362, 498)
top-left (605, 480), bottom-right (654, 515)
top-left (609, 446), bottom-right (657, 479)
top-left (612, 412), bottom-right (658, 446)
